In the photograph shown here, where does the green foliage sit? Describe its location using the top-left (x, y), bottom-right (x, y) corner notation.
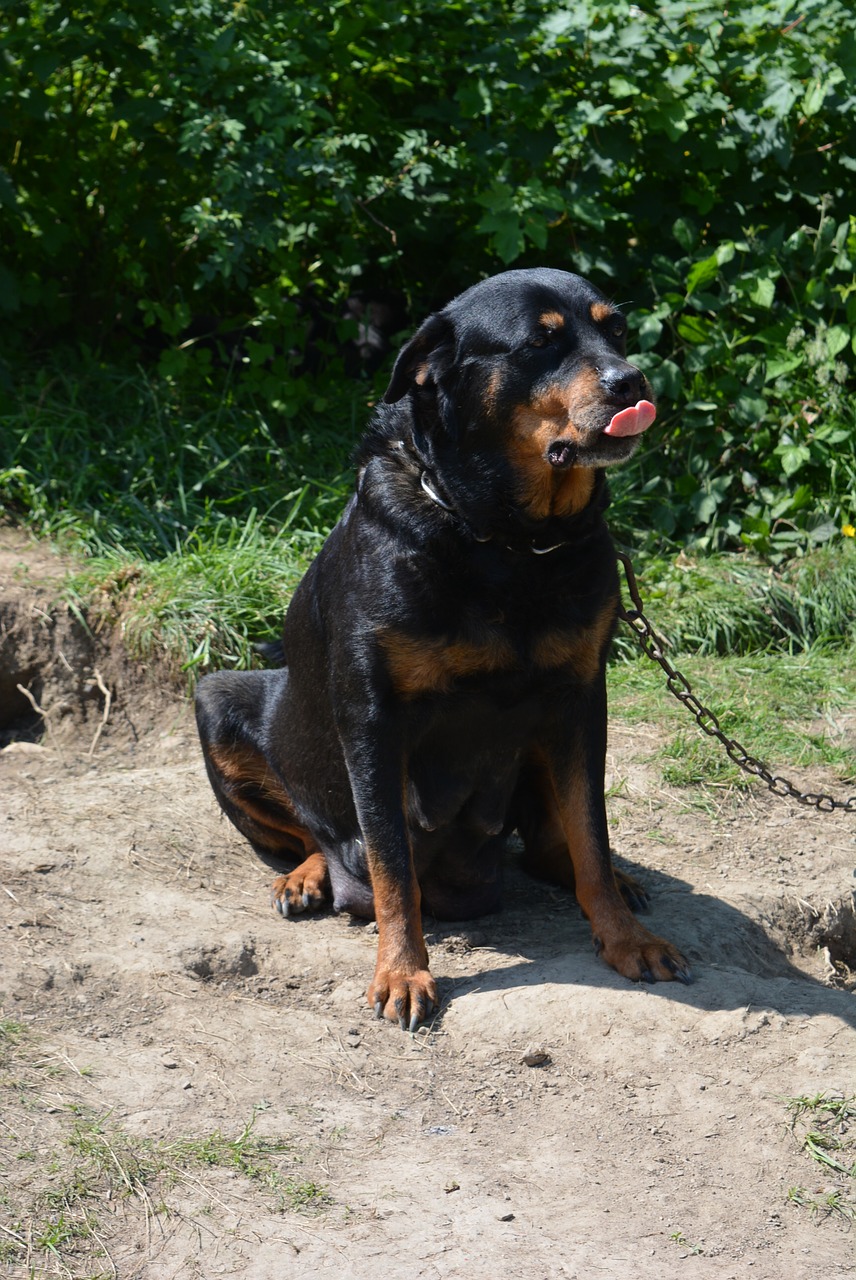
top-left (0, 360), bottom-right (359, 556)
top-left (609, 642), bottom-right (856, 788)
top-left (2, 0), bottom-right (855, 553)
top-left (785, 1093), bottom-right (856, 1222)
top-left (620, 202), bottom-right (856, 557)
top-left (614, 542), bottom-right (856, 657)
top-left (70, 516), bottom-right (318, 676)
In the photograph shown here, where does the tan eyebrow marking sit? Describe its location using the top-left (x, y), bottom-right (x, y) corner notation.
top-left (538, 310), bottom-right (565, 329)
top-left (589, 301), bottom-right (614, 324)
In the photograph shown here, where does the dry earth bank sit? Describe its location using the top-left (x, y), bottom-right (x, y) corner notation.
top-left (1, 529), bottom-right (854, 1279)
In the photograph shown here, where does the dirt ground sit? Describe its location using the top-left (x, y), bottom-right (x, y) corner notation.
top-left (1, 527), bottom-right (855, 1279)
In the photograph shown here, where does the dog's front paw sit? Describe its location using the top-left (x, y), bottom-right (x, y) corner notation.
top-left (271, 852), bottom-right (330, 918)
top-left (367, 966), bottom-right (439, 1032)
top-left (594, 919), bottom-right (693, 985)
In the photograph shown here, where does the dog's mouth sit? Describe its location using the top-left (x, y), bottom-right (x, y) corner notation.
top-left (546, 439), bottom-right (577, 469)
top-left (546, 399), bottom-right (657, 469)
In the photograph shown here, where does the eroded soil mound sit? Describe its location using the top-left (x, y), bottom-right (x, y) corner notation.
top-left (1, 530), bottom-right (854, 1279)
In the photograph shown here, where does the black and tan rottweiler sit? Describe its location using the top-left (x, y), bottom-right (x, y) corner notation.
top-left (195, 267), bottom-right (692, 1031)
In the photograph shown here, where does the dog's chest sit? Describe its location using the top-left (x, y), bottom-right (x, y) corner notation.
top-left (377, 595), bottom-right (615, 699)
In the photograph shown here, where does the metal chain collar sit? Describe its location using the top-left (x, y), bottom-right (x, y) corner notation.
top-left (616, 551), bottom-right (856, 814)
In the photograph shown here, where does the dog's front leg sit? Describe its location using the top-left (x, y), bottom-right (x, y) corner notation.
top-left (544, 682), bottom-right (692, 984)
top-left (338, 709), bottom-right (437, 1030)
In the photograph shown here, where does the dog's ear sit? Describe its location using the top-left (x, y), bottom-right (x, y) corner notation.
top-left (383, 312), bottom-right (454, 405)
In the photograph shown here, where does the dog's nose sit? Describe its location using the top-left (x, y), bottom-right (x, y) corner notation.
top-left (598, 363), bottom-right (645, 403)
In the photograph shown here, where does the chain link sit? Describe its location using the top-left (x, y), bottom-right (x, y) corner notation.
top-left (616, 551), bottom-right (856, 814)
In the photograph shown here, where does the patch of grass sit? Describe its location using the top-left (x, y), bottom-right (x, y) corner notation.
top-left (68, 514), bottom-right (320, 678)
top-left (610, 645), bottom-right (856, 796)
top-left (613, 541), bottom-right (856, 660)
top-left (660, 734), bottom-right (753, 792)
top-left (62, 515), bottom-right (856, 693)
top-left (0, 1018), bottom-right (26, 1063)
top-left (0, 360), bottom-right (363, 558)
top-left (1, 1026), bottom-right (331, 1278)
top-left (784, 1093), bottom-right (856, 1223)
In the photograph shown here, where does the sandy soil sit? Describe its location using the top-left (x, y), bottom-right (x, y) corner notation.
top-left (1, 527), bottom-right (855, 1279)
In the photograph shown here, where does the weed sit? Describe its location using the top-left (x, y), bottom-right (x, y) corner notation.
top-left (2, 1045), bottom-right (331, 1280)
top-left (787, 1184), bottom-right (854, 1223)
top-left (164, 1107), bottom-right (329, 1211)
top-left (783, 1093), bottom-right (856, 1222)
top-left (277, 1179), bottom-right (331, 1214)
top-left (0, 1018), bottom-right (26, 1049)
top-left (668, 1229), bottom-right (704, 1255)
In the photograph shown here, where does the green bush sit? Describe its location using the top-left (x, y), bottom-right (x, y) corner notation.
top-left (2, 0), bottom-right (855, 553)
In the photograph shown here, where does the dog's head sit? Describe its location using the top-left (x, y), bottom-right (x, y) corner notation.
top-left (383, 268), bottom-right (655, 523)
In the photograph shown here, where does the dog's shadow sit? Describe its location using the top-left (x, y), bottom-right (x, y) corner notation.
top-left (416, 853), bottom-right (856, 1032)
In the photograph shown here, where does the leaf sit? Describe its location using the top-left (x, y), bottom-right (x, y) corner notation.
top-left (825, 325), bottom-right (849, 357)
top-left (691, 490), bottom-right (721, 523)
top-left (672, 217), bottom-right (697, 252)
top-left (608, 75), bottom-right (637, 98)
top-left (477, 209), bottom-right (524, 263)
top-left (457, 78), bottom-right (492, 119)
top-left (733, 391), bottom-right (767, 425)
top-left (686, 253), bottom-right (719, 295)
top-left (764, 354), bottom-right (803, 381)
top-left (677, 315), bottom-right (710, 344)
top-left (779, 444), bottom-right (811, 477)
top-left (637, 315), bottom-right (663, 351)
top-left (749, 276), bottom-right (776, 308)
top-left (801, 79), bottom-right (826, 118)
top-left (651, 359), bottom-right (682, 399)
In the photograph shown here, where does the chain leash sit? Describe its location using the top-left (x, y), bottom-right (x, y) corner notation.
top-left (615, 551), bottom-right (856, 814)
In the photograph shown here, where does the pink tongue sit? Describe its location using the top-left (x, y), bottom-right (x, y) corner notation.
top-left (603, 399), bottom-right (656, 437)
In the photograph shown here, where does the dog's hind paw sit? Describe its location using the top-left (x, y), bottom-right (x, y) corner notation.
top-left (271, 852), bottom-right (330, 918)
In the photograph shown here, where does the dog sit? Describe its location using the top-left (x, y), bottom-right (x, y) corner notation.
top-left (195, 267), bottom-right (692, 1031)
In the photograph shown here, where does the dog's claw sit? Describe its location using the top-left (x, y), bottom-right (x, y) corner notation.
top-left (663, 955), bottom-right (694, 985)
top-left (368, 968), bottom-right (438, 1031)
top-left (640, 967), bottom-right (655, 984)
top-left (593, 936), bottom-right (603, 956)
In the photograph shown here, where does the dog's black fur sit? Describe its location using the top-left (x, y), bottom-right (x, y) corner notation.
top-left (196, 268), bottom-right (691, 1030)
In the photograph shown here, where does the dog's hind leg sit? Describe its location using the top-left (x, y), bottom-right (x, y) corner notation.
top-left (195, 670), bottom-right (331, 915)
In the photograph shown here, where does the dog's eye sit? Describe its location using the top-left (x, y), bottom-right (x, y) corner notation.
top-left (528, 330), bottom-right (555, 349)
top-left (611, 321), bottom-right (626, 340)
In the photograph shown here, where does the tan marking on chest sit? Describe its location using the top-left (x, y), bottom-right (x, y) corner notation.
top-left (380, 629), bottom-right (517, 698)
top-left (533, 600), bottom-right (617, 683)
